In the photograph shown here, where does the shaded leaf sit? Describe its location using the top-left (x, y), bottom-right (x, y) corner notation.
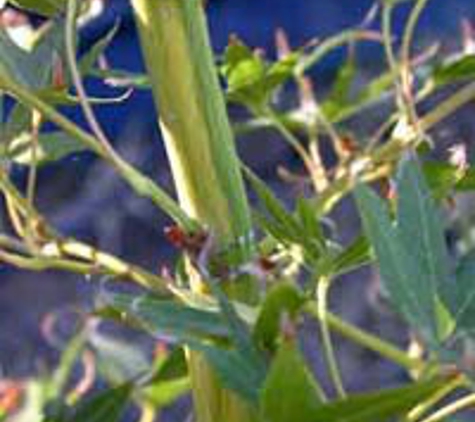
top-left (330, 235), bottom-right (372, 278)
top-left (439, 256), bottom-right (475, 337)
top-left (260, 340), bottom-right (324, 422)
top-left (141, 348), bottom-right (190, 408)
top-left (396, 155), bottom-right (451, 336)
top-left (355, 184), bottom-right (435, 342)
top-left (89, 332), bottom-right (150, 384)
top-left (104, 292), bottom-right (265, 402)
top-left (310, 378), bottom-right (447, 422)
top-left (107, 293), bottom-right (230, 342)
top-left (0, 23), bottom-right (64, 89)
top-left (67, 383), bottom-right (132, 422)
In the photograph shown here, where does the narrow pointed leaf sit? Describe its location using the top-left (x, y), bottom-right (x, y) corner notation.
top-left (67, 383), bottom-right (132, 422)
top-left (310, 378), bottom-right (447, 422)
top-left (260, 341), bottom-right (324, 422)
top-left (355, 184), bottom-right (434, 341)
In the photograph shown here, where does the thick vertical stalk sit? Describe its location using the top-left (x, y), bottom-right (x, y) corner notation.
top-left (130, 0), bottom-right (252, 247)
top-left (130, 0), bottom-right (256, 421)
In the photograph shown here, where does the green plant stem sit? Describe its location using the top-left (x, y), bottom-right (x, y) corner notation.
top-left (418, 392), bottom-right (475, 422)
top-left (0, 74), bottom-right (195, 231)
top-left (405, 374), bottom-right (467, 422)
top-left (130, 1), bottom-right (256, 421)
top-left (261, 107), bottom-right (322, 190)
top-left (316, 277), bottom-right (346, 398)
top-left (304, 301), bottom-right (423, 371)
top-left (130, 0), bottom-right (252, 250)
top-left (297, 29), bottom-right (382, 75)
top-left (65, 0), bottom-right (121, 161)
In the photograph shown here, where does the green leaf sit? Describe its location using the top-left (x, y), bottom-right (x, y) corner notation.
top-left (80, 23), bottom-right (121, 77)
top-left (355, 184), bottom-right (435, 342)
top-left (141, 348), bottom-right (190, 408)
top-left (330, 70), bottom-right (395, 123)
top-left (0, 23), bottom-right (64, 89)
top-left (330, 235), bottom-right (372, 278)
top-left (260, 340), bottom-right (324, 422)
top-left (245, 167), bottom-right (302, 242)
top-left (104, 292), bottom-right (265, 402)
top-left (8, 0), bottom-right (66, 17)
top-left (432, 55), bottom-right (475, 87)
top-left (89, 332), bottom-right (150, 384)
top-left (221, 36), bottom-right (299, 110)
top-left (309, 378), bottom-right (446, 422)
top-left (423, 161), bottom-right (475, 195)
top-left (439, 256), bottom-right (475, 337)
top-left (106, 293), bottom-right (230, 342)
top-left (67, 383), bottom-right (132, 422)
top-left (321, 59), bottom-right (357, 120)
top-left (396, 155), bottom-right (451, 337)
top-left (253, 283), bottom-right (305, 351)
top-left (5, 132), bottom-right (89, 166)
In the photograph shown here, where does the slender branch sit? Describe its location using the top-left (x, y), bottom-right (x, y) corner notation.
top-left (297, 29), bottom-right (383, 75)
top-left (418, 393), bottom-right (475, 422)
top-left (405, 374), bottom-right (467, 422)
top-left (304, 301), bottom-right (424, 370)
top-left (65, 0), bottom-right (122, 162)
top-left (315, 277), bottom-right (346, 398)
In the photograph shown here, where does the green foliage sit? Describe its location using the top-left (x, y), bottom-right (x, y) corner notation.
top-left (432, 55), bottom-right (475, 87)
top-left (253, 282), bottom-right (305, 352)
top-left (0, 24), bottom-right (63, 89)
top-left (355, 156), bottom-right (451, 345)
top-left (304, 378), bottom-right (448, 422)
top-left (260, 340), bottom-right (324, 422)
top-left (104, 291), bottom-right (266, 402)
top-left (221, 36), bottom-right (299, 110)
top-left (7, 0), bottom-right (66, 17)
top-left (65, 383), bottom-right (133, 422)
top-left (2, 1), bottom-right (475, 422)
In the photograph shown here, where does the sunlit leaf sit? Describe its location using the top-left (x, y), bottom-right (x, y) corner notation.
top-left (8, 0), bottom-right (66, 17)
top-left (432, 55), bottom-right (475, 87)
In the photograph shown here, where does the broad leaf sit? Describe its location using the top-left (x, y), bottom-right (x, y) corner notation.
top-left (396, 155), bottom-right (451, 337)
top-left (260, 340), bottom-right (324, 422)
top-left (104, 292), bottom-right (266, 402)
top-left (107, 293), bottom-right (230, 342)
top-left (355, 184), bottom-right (436, 342)
top-left (309, 378), bottom-right (447, 422)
